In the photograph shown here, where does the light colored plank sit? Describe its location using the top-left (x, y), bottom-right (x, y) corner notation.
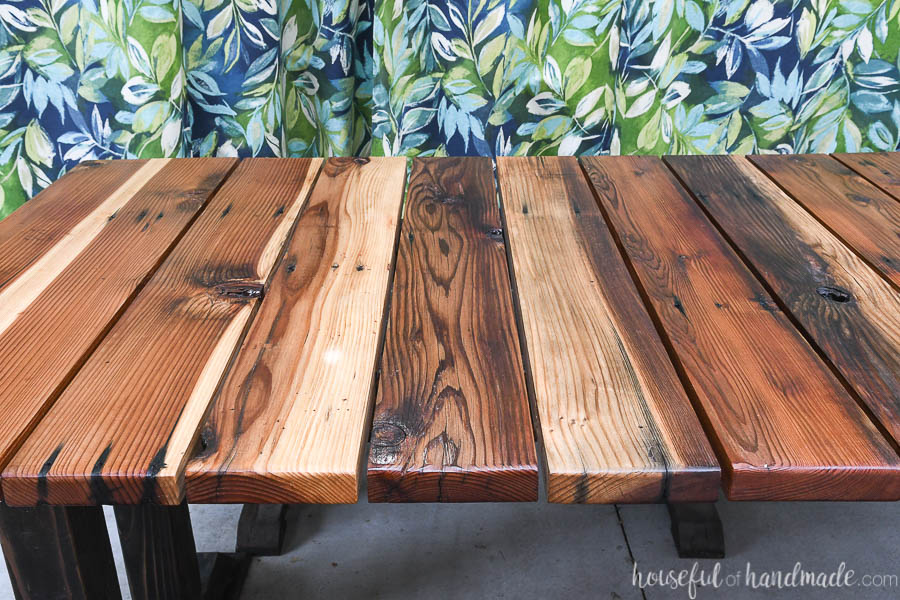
top-left (2, 158), bottom-right (322, 506)
top-left (669, 155), bottom-right (900, 453)
top-left (497, 157), bottom-right (720, 504)
top-left (750, 153), bottom-right (900, 288)
top-left (185, 157), bottom-right (406, 504)
top-left (585, 155), bottom-right (900, 501)
top-left (0, 158), bottom-right (236, 501)
top-left (367, 157), bottom-right (538, 503)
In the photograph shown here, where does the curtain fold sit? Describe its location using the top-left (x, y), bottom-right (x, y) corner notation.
top-left (2, 0), bottom-right (900, 217)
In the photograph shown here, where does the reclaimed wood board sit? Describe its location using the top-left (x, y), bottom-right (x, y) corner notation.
top-left (497, 157), bottom-right (720, 503)
top-left (750, 153), bottom-right (900, 288)
top-left (833, 152), bottom-right (900, 200)
top-left (366, 157), bottom-right (538, 502)
top-left (669, 154), bottom-right (900, 451)
top-left (186, 157), bottom-right (406, 504)
top-left (584, 155), bottom-right (900, 501)
top-left (0, 159), bottom-right (148, 294)
top-left (0, 159), bottom-right (236, 501)
top-left (2, 158), bottom-right (322, 506)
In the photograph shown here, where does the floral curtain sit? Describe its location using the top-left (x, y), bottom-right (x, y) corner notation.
top-left (2, 0), bottom-right (900, 218)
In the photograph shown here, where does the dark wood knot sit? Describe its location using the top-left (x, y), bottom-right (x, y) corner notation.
top-left (353, 157), bottom-right (370, 165)
top-left (816, 286), bottom-right (852, 303)
top-left (215, 281), bottom-right (264, 299)
top-left (486, 227), bottom-right (504, 241)
top-left (371, 422), bottom-right (406, 447)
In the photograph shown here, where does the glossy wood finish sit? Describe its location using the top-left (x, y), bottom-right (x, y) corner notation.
top-left (0, 159), bottom-right (235, 500)
top-left (498, 157), bottom-right (720, 503)
top-left (2, 159), bottom-right (323, 506)
top-left (584, 156), bottom-right (900, 501)
top-left (669, 155), bottom-right (900, 450)
top-left (0, 504), bottom-right (121, 600)
top-left (185, 158), bottom-right (405, 504)
top-left (750, 153), bottom-right (900, 288)
top-left (367, 158), bottom-right (538, 502)
top-left (0, 155), bottom-right (898, 510)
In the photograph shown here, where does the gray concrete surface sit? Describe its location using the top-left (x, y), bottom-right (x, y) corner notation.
top-left (0, 499), bottom-right (896, 599)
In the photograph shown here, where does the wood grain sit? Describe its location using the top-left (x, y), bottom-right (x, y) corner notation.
top-left (185, 157), bottom-right (405, 504)
top-left (750, 153), bottom-right (900, 288)
top-left (497, 157), bottom-right (720, 504)
top-left (0, 158), bottom-right (236, 501)
top-left (584, 155), bottom-right (900, 501)
top-left (366, 158), bottom-right (538, 502)
top-left (0, 159), bottom-right (168, 334)
top-left (669, 154), bottom-right (900, 452)
top-left (833, 152), bottom-right (900, 200)
top-left (2, 158), bottom-right (322, 506)
top-left (0, 159), bottom-right (147, 294)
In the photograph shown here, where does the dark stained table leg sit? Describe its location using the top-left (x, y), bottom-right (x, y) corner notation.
top-left (114, 501), bottom-right (250, 600)
top-left (114, 502), bottom-right (201, 599)
top-left (236, 504), bottom-right (288, 556)
top-left (0, 503), bottom-right (121, 600)
top-left (667, 503), bottom-right (725, 559)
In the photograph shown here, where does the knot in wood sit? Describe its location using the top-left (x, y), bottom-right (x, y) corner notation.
top-left (214, 281), bottom-right (264, 300)
top-left (816, 285), bottom-right (852, 303)
top-left (371, 422), bottom-right (407, 447)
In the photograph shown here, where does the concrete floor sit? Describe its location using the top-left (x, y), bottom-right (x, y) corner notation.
top-left (0, 497), bottom-right (896, 599)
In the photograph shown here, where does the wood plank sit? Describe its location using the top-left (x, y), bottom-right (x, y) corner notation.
top-left (668, 155), bottom-right (900, 452)
top-left (185, 157), bottom-right (405, 504)
top-left (496, 157), bottom-right (720, 504)
top-left (750, 153), bottom-right (900, 288)
top-left (0, 158), bottom-right (236, 501)
top-left (2, 158), bottom-right (323, 506)
top-left (0, 504), bottom-right (121, 600)
top-left (833, 152), bottom-right (900, 200)
top-left (0, 160), bottom-right (168, 333)
top-left (0, 159), bottom-right (147, 293)
top-left (366, 157), bottom-right (538, 502)
top-left (584, 155), bottom-right (900, 501)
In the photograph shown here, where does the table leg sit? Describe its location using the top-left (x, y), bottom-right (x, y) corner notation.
top-left (667, 502), bottom-right (725, 559)
top-left (114, 502), bottom-right (250, 600)
top-left (0, 503), bottom-right (121, 600)
top-left (236, 504), bottom-right (288, 556)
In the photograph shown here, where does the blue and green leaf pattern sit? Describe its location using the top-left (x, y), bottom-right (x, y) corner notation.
top-left (3, 0), bottom-right (900, 217)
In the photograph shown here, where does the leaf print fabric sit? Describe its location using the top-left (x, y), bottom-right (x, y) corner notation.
top-left (2, 0), bottom-right (900, 218)
top-left (372, 0), bottom-right (900, 157)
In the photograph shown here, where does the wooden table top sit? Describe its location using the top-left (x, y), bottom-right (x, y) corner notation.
top-left (0, 155), bottom-right (898, 507)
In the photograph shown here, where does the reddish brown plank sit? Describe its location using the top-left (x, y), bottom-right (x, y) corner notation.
top-left (0, 158), bottom-right (236, 501)
top-left (750, 153), bottom-right (900, 288)
top-left (833, 152), bottom-right (900, 201)
top-left (669, 154), bottom-right (900, 451)
top-left (365, 158), bottom-right (538, 502)
top-left (2, 158), bottom-right (322, 506)
top-left (185, 157), bottom-right (406, 504)
top-left (499, 157), bottom-right (720, 504)
top-left (0, 160), bottom-right (147, 293)
top-left (584, 156), bottom-right (900, 501)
